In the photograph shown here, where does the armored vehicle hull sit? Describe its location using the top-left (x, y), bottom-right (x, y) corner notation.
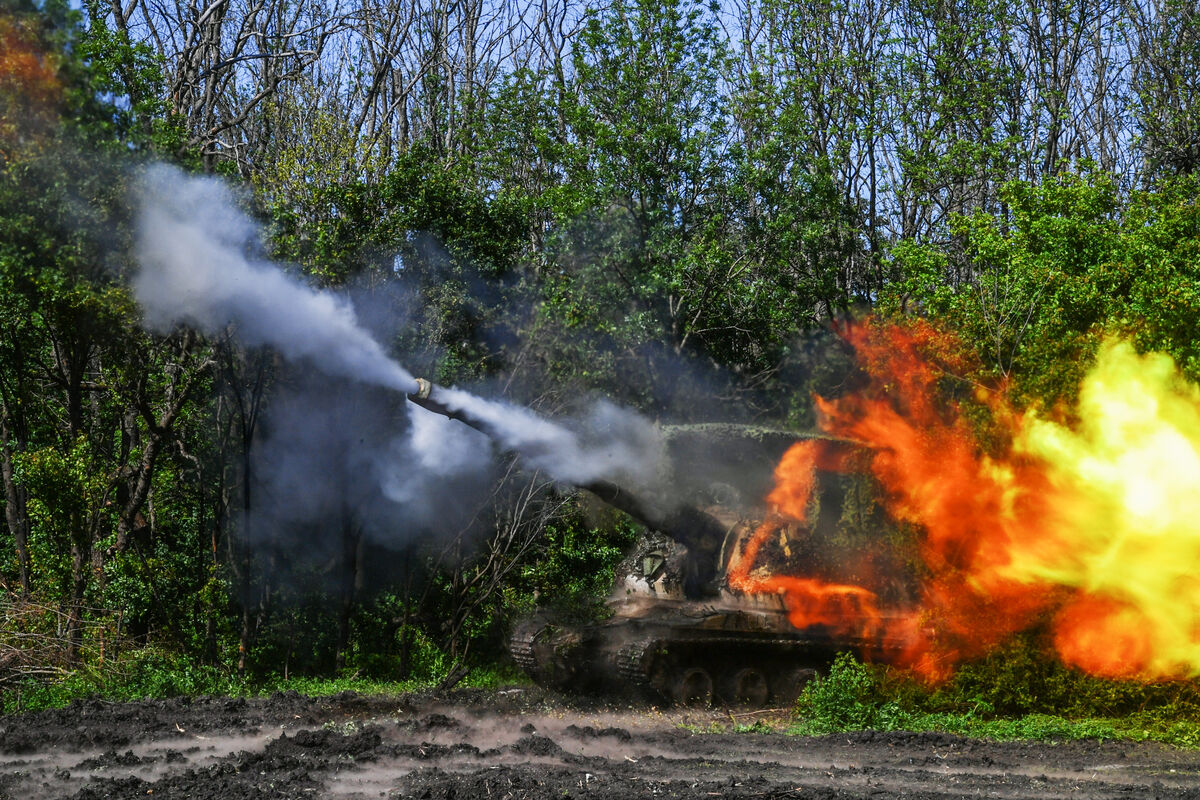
top-left (507, 520), bottom-right (911, 706)
top-left (509, 599), bottom-right (844, 706)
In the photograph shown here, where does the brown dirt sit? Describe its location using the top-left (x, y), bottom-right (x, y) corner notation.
top-left (0, 688), bottom-right (1198, 799)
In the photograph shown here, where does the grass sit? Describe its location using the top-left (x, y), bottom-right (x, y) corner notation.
top-left (8, 647), bottom-right (1200, 750)
top-left (0, 649), bottom-right (529, 714)
top-left (786, 708), bottom-right (1200, 747)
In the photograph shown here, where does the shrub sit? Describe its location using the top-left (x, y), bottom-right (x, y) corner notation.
top-left (791, 653), bottom-right (913, 734)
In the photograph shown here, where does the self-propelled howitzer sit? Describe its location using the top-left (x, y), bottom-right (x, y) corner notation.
top-left (407, 379), bottom-right (902, 706)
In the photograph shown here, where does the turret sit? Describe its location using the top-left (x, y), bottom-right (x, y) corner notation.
top-left (408, 378), bottom-right (729, 595)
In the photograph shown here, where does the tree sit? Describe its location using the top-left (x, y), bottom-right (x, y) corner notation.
top-left (887, 171), bottom-right (1200, 404)
top-left (0, 1), bottom-right (215, 664)
top-left (518, 0), bottom-right (745, 410)
top-left (1130, 0), bottom-right (1200, 178)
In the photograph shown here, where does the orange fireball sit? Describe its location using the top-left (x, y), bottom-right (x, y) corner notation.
top-left (733, 319), bottom-right (1200, 682)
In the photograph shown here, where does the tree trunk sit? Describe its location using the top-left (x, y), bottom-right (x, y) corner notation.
top-left (0, 408), bottom-right (31, 596)
top-left (238, 604), bottom-right (254, 677)
top-left (335, 517), bottom-right (364, 674)
top-left (67, 532), bottom-right (89, 663)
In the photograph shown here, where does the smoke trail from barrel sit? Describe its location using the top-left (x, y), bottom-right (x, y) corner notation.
top-left (430, 386), bottom-right (663, 487)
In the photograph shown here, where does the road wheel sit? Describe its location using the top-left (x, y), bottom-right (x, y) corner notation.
top-left (722, 667), bottom-right (770, 706)
top-left (771, 667), bottom-right (818, 706)
top-left (672, 667), bottom-right (714, 707)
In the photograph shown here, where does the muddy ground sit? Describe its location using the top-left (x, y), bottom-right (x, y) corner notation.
top-left (0, 688), bottom-right (1198, 799)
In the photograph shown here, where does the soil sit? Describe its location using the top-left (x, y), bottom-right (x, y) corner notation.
top-left (0, 687), bottom-right (1198, 799)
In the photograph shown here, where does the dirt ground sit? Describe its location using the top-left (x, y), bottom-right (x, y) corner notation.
top-left (0, 688), bottom-right (1198, 799)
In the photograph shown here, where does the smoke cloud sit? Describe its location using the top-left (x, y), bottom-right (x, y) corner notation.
top-left (246, 372), bottom-right (494, 552)
top-left (134, 164), bottom-right (417, 395)
top-left (130, 164), bottom-right (666, 541)
top-left (433, 387), bottom-right (664, 489)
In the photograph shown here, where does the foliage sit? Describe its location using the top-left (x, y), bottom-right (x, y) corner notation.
top-left (886, 170), bottom-right (1200, 407)
top-left (1, 647), bottom-right (245, 713)
top-left (505, 512), bottom-right (640, 622)
top-left (792, 653), bottom-right (914, 734)
top-left (0, 646), bottom-right (524, 713)
top-left (788, 651), bottom-right (1200, 747)
top-left (5, 0), bottom-right (1200, 720)
top-left (927, 636), bottom-right (1200, 720)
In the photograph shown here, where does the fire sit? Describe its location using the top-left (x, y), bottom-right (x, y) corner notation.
top-left (1053, 596), bottom-right (1155, 679)
top-left (728, 441), bottom-right (887, 642)
top-left (1015, 340), bottom-right (1200, 678)
top-left (733, 320), bottom-right (1200, 682)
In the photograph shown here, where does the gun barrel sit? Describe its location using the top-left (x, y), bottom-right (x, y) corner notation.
top-left (406, 378), bottom-right (728, 590)
top-left (408, 377), bottom-right (487, 432)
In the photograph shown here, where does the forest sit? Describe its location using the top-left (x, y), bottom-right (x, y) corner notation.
top-left (2, 0), bottom-right (1200, 711)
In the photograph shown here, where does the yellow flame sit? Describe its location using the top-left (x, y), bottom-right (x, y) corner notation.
top-left (1015, 339), bottom-right (1200, 678)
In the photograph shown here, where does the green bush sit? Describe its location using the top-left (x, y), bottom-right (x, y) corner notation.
top-left (783, 651), bottom-right (1200, 747)
top-left (1, 647), bottom-right (245, 713)
top-left (925, 635), bottom-right (1200, 719)
top-left (506, 511), bottom-right (639, 622)
top-left (791, 653), bottom-right (913, 734)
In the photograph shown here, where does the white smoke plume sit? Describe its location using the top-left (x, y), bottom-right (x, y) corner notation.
top-left (134, 164), bottom-right (418, 395)
top-left (130, 164), bottom-right (664, 500)
top-left (433, 387), bottom-right (664, 488)
top-left (378, 402), bottom-right (494, 511)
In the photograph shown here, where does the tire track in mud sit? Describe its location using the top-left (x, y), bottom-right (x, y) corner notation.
top-left (0, 689), bottom-right (1197, 799)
